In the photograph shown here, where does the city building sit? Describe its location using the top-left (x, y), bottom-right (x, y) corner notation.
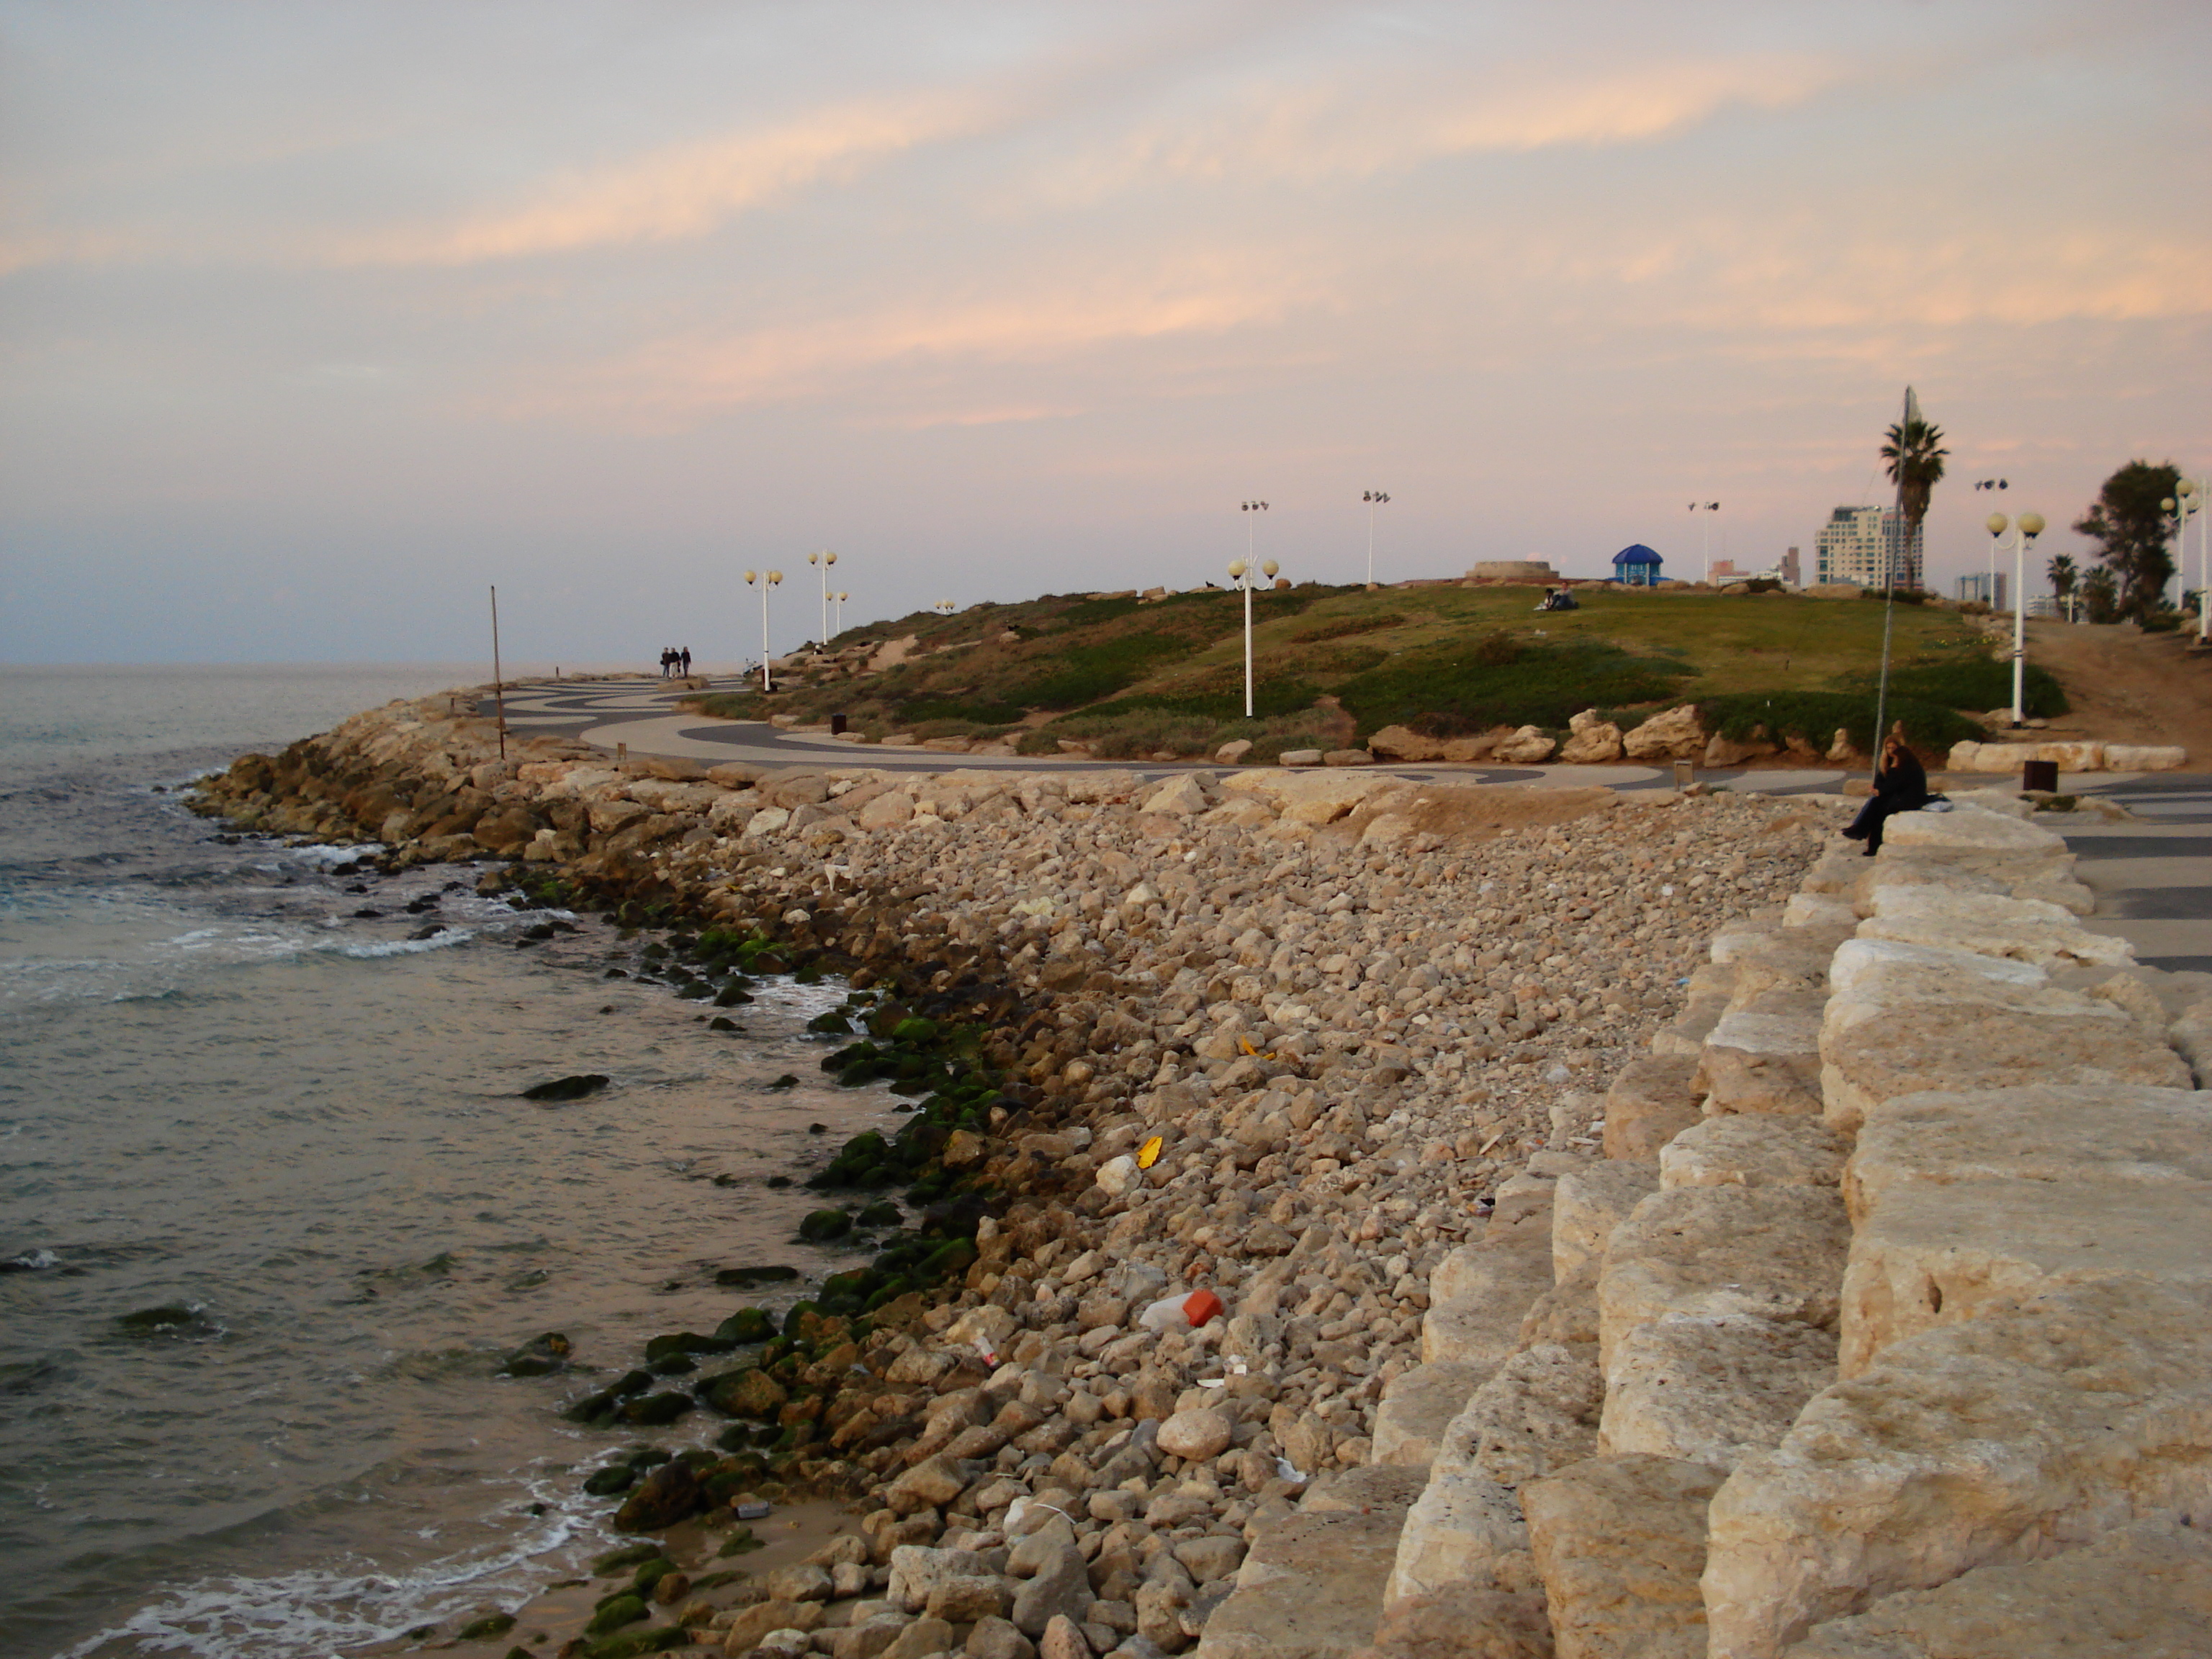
top-left (1611, 544), bottom-right (1663, 585)
top-left (1956, 571), bottom-right (2009, 610)
top-left (1815, 506), bottom-right (1922, 590)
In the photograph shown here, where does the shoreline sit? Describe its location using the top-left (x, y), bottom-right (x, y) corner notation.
top-left (189, 691), bottom-right (1835, 1658)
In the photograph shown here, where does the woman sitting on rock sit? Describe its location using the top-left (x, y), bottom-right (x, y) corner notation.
top-left (1843, 722), bottom-right (1932, 856)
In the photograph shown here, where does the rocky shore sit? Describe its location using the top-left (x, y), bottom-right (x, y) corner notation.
top-left (192, 692), bottom-right (2020, 1659)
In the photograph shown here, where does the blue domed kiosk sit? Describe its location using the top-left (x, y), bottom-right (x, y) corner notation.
top-left (1612, 544), bottom-right (1663, 586)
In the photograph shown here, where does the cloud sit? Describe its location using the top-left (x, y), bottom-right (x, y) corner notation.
top-left (1033, 51), bottom-right (1843, 201)
top-left (318, 92), bottom-right (992, 266)
top-left (495, 258), bottom-right (1328, 425)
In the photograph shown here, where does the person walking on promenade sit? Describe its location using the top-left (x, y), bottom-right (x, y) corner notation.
top-left (680, 646), bottom-right (692, 676)
top-left (1843, 722), bottom-right (1933, 856)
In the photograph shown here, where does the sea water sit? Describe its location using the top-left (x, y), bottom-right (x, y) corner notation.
top-left (0, 667), bottom-right (893, 1658)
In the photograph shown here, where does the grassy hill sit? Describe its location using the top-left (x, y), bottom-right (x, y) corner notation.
top-left (689, 583), bottom-right (2067, 762)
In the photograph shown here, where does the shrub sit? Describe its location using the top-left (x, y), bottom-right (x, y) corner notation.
top-left (1697, 691), bottom-right (1983, 754)
top-left (998, 632), bottom-right (1189, 709)
top-left (1291, 612), bottom-right (1406, 643)
top-left (1876, 656), bottom-right (2069, 719)
top-left (1336, 634), bottom-right (1690, 737)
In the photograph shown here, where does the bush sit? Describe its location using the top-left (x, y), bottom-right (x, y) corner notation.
top-left (1697, 691), bottom-right (1983, 754)
top-left (998, 632), bottom-right (1189, 709)
top-left (1876, 656), bottom-right (2069, 719)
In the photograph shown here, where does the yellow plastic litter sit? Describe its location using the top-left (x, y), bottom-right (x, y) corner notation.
top-left (1238, 1038), bottom-right (1259, 1056)
top-left (1137, 1135), bottom-right (1164, 1170)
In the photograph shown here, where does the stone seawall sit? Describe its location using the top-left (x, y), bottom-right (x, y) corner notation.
top-left (194, 693), bottom-right (1854, 1658)
top-left (1310, 796), bottom-right (2212, 1659)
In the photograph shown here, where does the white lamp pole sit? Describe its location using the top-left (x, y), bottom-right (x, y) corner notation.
top-left (808, 550), bottom-right (838, 647)
top-left (833, 590), bottom-right (848, 634)
top-left (1227, 555), bottom-right (1282, 718)
top-left (745, 569), bottom-right (783, 691)
top-left (1362, 490), bottom-right (1390, 586)
top-left (2164, 481), bottom-right (2203, 638)
top-left (1986, 513), bottom-right (2044, 725)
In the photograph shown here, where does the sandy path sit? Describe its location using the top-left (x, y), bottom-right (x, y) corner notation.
top-left (2021, 619), bottom-right (2212, 763)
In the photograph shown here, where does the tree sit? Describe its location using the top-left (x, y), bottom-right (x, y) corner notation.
top-left (2080, 566), bottom-right (2121, 625)
top-left (2073, 460), bottom-right (2180, 623)
top-left (1880, 418), bottom-right (1948, 585)
top-left (2046, 553), bottom-right (2078, 618)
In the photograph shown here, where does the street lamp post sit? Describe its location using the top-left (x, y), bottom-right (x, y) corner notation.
top-left (832, 590), bottom-right (848, 634)
top-left (1689, 501), bottom-right (1719, 583)
top-left (1984, 511), bottom-right (2045, 726)
top-left (808, 550), bottom-right (838, 647)
top-left (1227, 556), bottom-right (1281, 719)
top-left (2162, 480), bottom-right (2204, 639)
top-left (1972, 479), bottom-right (2009, 605)
top-left (744, 568), bottom-right (783, 691)
top-left (1362, 491), bottom-right (1390, 587)
top-left (933, 599), bottom-right (956, 617)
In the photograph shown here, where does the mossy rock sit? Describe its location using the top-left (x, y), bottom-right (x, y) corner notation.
top-left (626, 1447), bottom-right (673, 1470)
top-left (857, 1200), bottom-right (902, 1228)
top-left (643, 1331), bottom-right (734, 1362)
top-left (714, 1307), bottom-right (776, 1345)
top-left (593, 1542), bottom-right (667, 1575)
top-left (920, 1238), bottom-right (979, 1280)
top-left (585, 1593), bottom-right (648, 1635)
top-left (797, 1209), bottom-right (851, 1243)
top-left (631, 1557), bottom-right (678, 1595)
top-left (714, 1265), bottom-right (799, 1288)
top-left (647, 1351), bottom-right (696, 1377)
top-left (585, 1627), bottom-right (689, 1658)
top-left (714, 983), bottom-right (754, 1007)
top-left (768, 1074), bottom-right (800, 1091)
top-left (457, 1611), bottom-right (518, 1640)
top-left (806, 1010), bottom-right (853, 1035)
top-left (583, 1464), bottom-right (638, 1497)
top-left (522, 1074), bottom-right (610, 1102)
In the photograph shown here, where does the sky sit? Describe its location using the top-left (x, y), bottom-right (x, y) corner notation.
top-left (2, 0), bottom-right (2208, 666)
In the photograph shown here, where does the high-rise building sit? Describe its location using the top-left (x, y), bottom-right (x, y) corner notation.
top-left (1815, 506), bottom-right (1921, 590)
top-left (1956, 572), bottom-right (2008, 610)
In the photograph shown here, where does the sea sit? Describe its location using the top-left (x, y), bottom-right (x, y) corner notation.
top-left (0, 665), bottom-right (894, 1659)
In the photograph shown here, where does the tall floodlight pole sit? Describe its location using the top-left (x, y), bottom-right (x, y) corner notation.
top-left (1228, 556), bottom-right (1283, 718)
top-left (809, 549), bottom-right (838, 645)
top-left (745, 569), bottom-right (783, 691)
top-left (1972, 479), bottom-right (2009, 603)
top-left (1689, 501), bottom-right (1719, 583)
top-left (1362, 491), bottom-right (1390, 586)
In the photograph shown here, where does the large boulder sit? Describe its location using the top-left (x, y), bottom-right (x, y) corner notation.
top-left (1431, 1341), bottom-right (1605, 1491)
top-left (1622, 706), bottom-right (1704, 761)
top-left (1493, 727), bottom-right (1558, 765)
top-left (1374, 1362), bottom-right (1487, 1467)
top-left (1599, 1316), bottom-right (1838, 1470)
top-left (1559, 711), bottom-right (1625, 765)
top-left (1603, 1056), bottom-right (1704, 1160)
top-left (1198, 1501), bottom-right (1413, 1659)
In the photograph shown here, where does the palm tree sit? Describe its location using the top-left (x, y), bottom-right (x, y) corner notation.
top-left (2047, 552), bottom-right (2078, 619)
top-left (1880, 418), bottom-right (1949, 585)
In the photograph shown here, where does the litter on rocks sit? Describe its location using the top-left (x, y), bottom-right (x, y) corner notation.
top-left (1137, 1288), bottom-right (1225, 1334)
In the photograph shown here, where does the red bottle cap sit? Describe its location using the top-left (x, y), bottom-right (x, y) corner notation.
top-left (1183, 1290), bottom-right (1225, 1328)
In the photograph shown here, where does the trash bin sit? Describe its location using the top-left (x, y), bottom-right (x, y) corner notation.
top-left (2021, 758), bottom-right (2058, 793)
top-left (830, 713), bottom-right (848, 736)
top-left (1673, 759), bottom-right (1694, 787)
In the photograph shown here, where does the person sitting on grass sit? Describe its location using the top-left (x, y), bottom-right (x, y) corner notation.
top-left (1843, 722), bottom-right (1933, 856)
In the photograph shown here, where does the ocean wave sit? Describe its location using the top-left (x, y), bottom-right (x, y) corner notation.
top-left (2, 1246), bottom-right (60, 1272)
top-left (327, 930), bottom-right (474, 959)
top-left (53, 1470), bottom-right (601, 1659)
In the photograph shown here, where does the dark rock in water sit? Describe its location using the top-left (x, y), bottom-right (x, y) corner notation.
top-left (498, 1331), bottom-right (571, 1377)
top-left (613, 1458), bottom-right (703, 1532)
top-left (618, 1390), bottom-right (694, 1427)
top-left (711, 1173), bottom-right (739, 1187)
top-left (806, 1010), bottom-right (854, 1035)
top-left (707, 1015), bottom-right (740, 1032)
top-left (858, 1200), bottom-right (903, 1228)
top-left (406, 924), bottom-right (446, 942)
top-left (642, 1331), bottom-right (733, 1362)
top-left (351, 907), bottom-right (382, 919)
top-left (714, 983), bottom-right (754, 1007)
top-left (595, 1541), bottom-right (667, 1575)
top-left (647, 1351), bottom-right (696, 1377)
top-left (713, 1306), bottom-right (777, 1344)
top-left (456, 1612), bottom-right (516, 1641)
top-left (522, 1074), bottom-right (610, 1102)
top-left (631, 1557), bottom-right (678, 1596)
top-left (116, 1303), bottom-right (215, 1336)
top-left (605, 968), bottom-right (629, 979)
top-left (583, 1464), bottom-right (637, 1496)
top-left (769, 1075), bottom-right (800, 1091)
top-left (626, 1446), bottom-right (673, 1470)
top-left (797, 1209), bottom-right (851, 1243)
top-left (765, 1174), bottom-right (792, 1189)
top-left (714, 1264), bottom-right (799, 1287)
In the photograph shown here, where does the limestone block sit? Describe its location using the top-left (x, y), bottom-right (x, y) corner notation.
top-left (1701, 1278), bottom-right (2212, 1659)
top-left (1598, 1187), bottom-right (1850, 1372)
top-left (1838, 1175), bottom-right (2212, 1376)
top-left (2009, 875), bottom-right (2095, 915)
top-left (1488, 1172), bottom-right (1560, 1236)
top-left (2103, 743), bottom-right (2188, 771)
top-left (1603, 1056), bottom-right (1704, 1161)
top-left (1516, 1262), bottom-right (1601, 1348)
top-left (1558, 714), bottom-right (1624, 765)
top-left (1848, 857), bottom-right (2009, 917)
top-left (1694, 1010), bottom-right (1825, 1116)
top-left (1723, 932), bottom-right (1850, 1009)
top-left (1781, 894), bottom-right (1857, 931)
top-left (1552, 1164), bottom-right (1659, 1282)
top-left (1709, 917), bottom-right (1784, 965)
top-left (1423, 1236), bottom-right (1555, 1370)
top-left (1798, 848), bottom-right (1867, 896)
top-left (1843, 1082), bottom-right (2212, 1223)
top-left (1354, 1578), bottom-right (1555, 1659)
top-left (1199, 1501), bottom-right (1413, 1659)
top-left (1599, 1316), bottom-right (1838, 1470)
top-left (1652, 997), bottom-right (1729, 1059)
top-left (1779, 1518), bottom-right (2212, 1659)
top-left (1433, 1341), bottom-right (1604, 1491)
top-left (1523, 1455), bottom-right (1725, 1659)
top-left (1825, 937), bottom-right (2044, 1002)
top-left (1819, 1000), bottom-right (2190, 1135)
top-left (1660, 1115), bottom-right (1849, 1192)
top-left (1302, 1463), bottom-right (1433, 1515)
top-left (1857, 886), bottom-right (2134, 969)
top-left (1374, 1363), bottom-right (1486, 1468)
top-left (1384, 1467), bottom-right (1529, 1607)
top-left (1880, 806), bottom-right (2068, 858)
top-left (1140, 774), bottom-right (1210, 817)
